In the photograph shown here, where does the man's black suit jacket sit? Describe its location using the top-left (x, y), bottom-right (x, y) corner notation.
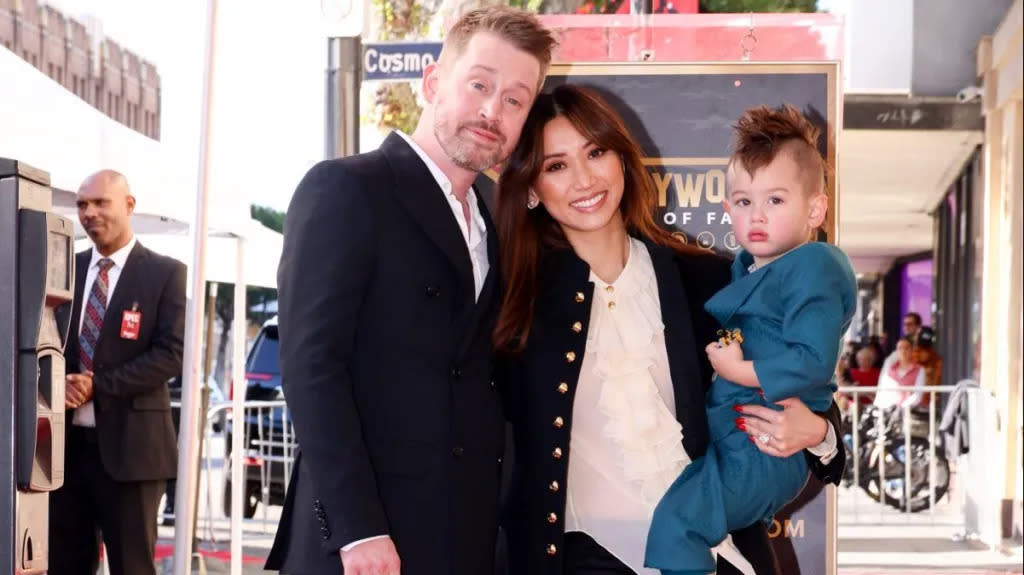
top-left (265, 133), bottom-right (505, 575)
top-left (62, 242), bottom-right (185, 482)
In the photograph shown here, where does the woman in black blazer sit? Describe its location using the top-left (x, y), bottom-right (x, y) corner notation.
top-left (493, 85), bottom-right (844, 575)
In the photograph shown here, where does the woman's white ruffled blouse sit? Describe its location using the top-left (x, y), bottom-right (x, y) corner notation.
top-left (564, 238), bottom-right (691, 575)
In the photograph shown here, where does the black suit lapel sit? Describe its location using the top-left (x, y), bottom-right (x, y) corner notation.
top-left (457, 185), bottom-right (500, 359)
top-left (380, 133), bottom-right (475, 308)
top-left (66, 250), bottom-right (91, 372)
top-left (474, 182), bottom-right (500, 310)
top-left (646, 241), bottom-right (704, 430)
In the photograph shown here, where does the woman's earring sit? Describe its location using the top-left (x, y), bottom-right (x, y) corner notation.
top-left (526, 192), bottom-right (539, 210)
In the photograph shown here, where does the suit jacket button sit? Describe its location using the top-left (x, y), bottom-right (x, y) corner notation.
top-left (426, 285), bottom-right (441, 297)
top-left (558, 383), bottom-right (569, 394)
top-left (451, 367), bottom-right (462, 379)
top-left (552, 447), bottom-right (563, 459)
top-left (549, 481), bottom-right (559, 493)
top-left (571, 321), bottom-right (582, 333)
top-left (547, 544), bottom-right (558, 556)
top-left (452, 446), bottom-right (464, 458)
top-left (547, 512), bottom-right (558, 524)
top-left (574, 292), bottom-right (585, 303)
top-left (553, 416), bottom-right (564, 428)
top-left (565, 351), bottom-right (576, 363)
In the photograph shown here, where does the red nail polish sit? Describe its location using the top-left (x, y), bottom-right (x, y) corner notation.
top-left (733, 405), bottom-right (744, 413)
top-left (748, 436), bottom-right (756, 443)
top-left (737, 421), bottom-right (747, 431)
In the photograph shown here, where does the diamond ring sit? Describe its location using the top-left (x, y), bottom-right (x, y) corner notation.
top-left (757, 432), bottom-right (771, 444)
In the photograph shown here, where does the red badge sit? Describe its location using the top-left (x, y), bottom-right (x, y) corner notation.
top-left (121, 308), bottom-right (141, 340)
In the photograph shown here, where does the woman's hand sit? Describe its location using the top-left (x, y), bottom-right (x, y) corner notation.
top-left (736, 396), bottom-right (827, 458)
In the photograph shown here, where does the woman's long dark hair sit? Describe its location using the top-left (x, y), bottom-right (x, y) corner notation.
top-left (493, 84), bottom-right (701, 354)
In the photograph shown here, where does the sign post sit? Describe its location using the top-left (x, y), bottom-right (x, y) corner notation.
top-left (326, 36), bottom-right (362, 158)
top-left (322, 0), bottom-right (367, 159)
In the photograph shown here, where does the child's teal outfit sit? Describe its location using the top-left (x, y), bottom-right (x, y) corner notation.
top-left (645, 242), bottom-right (857, 575)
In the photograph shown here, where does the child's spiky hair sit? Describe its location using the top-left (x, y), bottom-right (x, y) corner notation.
top-left (729, 104), bottom-right (827, 196)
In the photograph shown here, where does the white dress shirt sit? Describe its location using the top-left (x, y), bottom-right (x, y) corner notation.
top-left (73, 235), bottom-right (137, 427)
top-left (343, 133), bottom-right (491, 553)
top-left (397, 131), bottom-right (489, 301)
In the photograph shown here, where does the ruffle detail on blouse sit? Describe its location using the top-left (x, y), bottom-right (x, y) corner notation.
top-left (587, 239), bottom-right (691, 506)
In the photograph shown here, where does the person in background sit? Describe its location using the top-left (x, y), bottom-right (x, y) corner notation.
top-left (866, 336), bottom-right (887, 368)
top-left (162, 375), bottom-right (183, 526)
top-left (841, 341), bottom-right (857, 366)
top-left (880, 312), bottom-right (924, 374)
top-left (835, 346), bottom-right (855, 412)
top-left (847, 344), bottom-right (881, 407)
top-left (902, 312), bottom-right (923, 340)
top-left (912, 327), bottom-right (943, 410)
top-left (51, 170), bottom-right (185, 575)
top-left (874, 336), bottom-right (926, 411)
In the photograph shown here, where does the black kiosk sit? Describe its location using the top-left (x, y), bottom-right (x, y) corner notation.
top-left (1, 159), bottom-right (75, 574)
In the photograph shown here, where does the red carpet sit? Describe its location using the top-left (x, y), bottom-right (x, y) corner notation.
top-left (154, 544), bottom-right (266, 564)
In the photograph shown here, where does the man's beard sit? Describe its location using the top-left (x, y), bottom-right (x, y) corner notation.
top-left (435, 119), bottom-right (506, 172)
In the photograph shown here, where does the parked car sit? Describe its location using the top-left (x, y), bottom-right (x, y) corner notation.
top-left (223, 315), bottom-right (293, 519)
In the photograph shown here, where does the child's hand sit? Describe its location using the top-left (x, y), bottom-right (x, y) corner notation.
top-left (707, 329), bottom-right (761, 389)
top-left (706, 339), bottom-right (745, 380)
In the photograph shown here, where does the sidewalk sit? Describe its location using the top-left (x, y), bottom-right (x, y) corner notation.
top-left (841, 567), bottom-right (1021, 575)
top-left (837, 483), bottom-right (1023, 575)
top-left (152, 524), bottom-right (1023, 575)
top-left (838, 524), bottom-right (1023, 575)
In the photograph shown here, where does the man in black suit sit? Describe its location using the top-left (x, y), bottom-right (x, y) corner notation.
top-left (50, 170), bottom-right (186, 575)
top-left (264, 7), bottom-right (556, 575)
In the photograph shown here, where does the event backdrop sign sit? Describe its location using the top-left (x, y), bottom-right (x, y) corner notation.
top-left (543, 62), bottom-right (840, 575)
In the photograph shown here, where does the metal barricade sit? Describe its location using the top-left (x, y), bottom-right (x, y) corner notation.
top-left (169, 398), bottom-right (297, 544)
top-left (835, 383), bottom-right (993, 537)
top-left (169, 386), bottom-right (996, 544)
